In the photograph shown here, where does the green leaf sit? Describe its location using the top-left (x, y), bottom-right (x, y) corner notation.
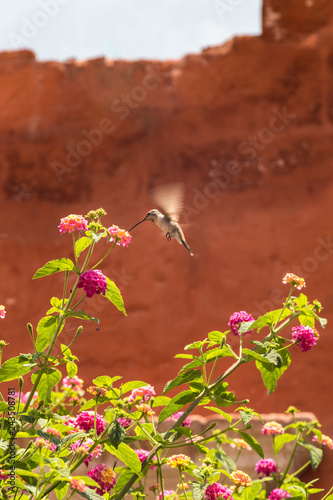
top-left (153, 396), bottom-right (171, 407)
top-left (215, 450), bottom-right (236, 474)
top-left (243, 483), bottom-right (262, 500)
top-left (185, 340), bottom-right (208, 350)
top-left (0, 356), bottom-right (37, 382)
top-left (191, 481), bottom-right (207, 500)
top-left (208, 331), bottom-right (227, 345)
top-left (204, 406), bottom-right (232, 424)
top-left (31, 368), bottom-right (62, 404)
top-left (55, 481), bottom-right (68, 500)
top-left (36, 315), bottom-right (59, 352)
top-left (104, 277), bottom-right (126, 315)
top-left (158, 390), bottom-right (199, 425)
top-left (121, 380), bottom-right (147, 394)
top-left (0, 402), bottom-right (9, 412)
top-left (105, 442), bottom-right (142, 474)
top-left (109, 420), bottom-right (126, 449)
top-left (301, 442), bottom-right (323, 470)
top-left (75, 237), bottom-right (92, 258)
top-left (77, 489), bottom-right (105, 500)
top-left (58, 432), bottom-right (88, 449)
top-left (255, 347), bottom-right (291, 394)
top-left (237, 431), bottom-right (264, 458)
top-left (113, 468), bottom-right (136, 495)
top-left (33, 258), bottom-right (75, 279)
top-left (251, 309), bottom-right (291, 332)
top-left (65, 310), bottom-right (99, 325)
top-left (239, 410), bottom-right (254, 426)
top-left (66, 361), bottom-right (77, 379)
top-left (273, 433), bottom-right (296, 454)
top-left (163, 369), bottom-right (202, 394)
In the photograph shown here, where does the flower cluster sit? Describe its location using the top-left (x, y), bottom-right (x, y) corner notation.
top-left (129, 385), bottom-right (156, 403)
top-left (160, 490), bottom-right (178, 500)
top-left (46, 428), bottom-right (61, 438)
top-left (70, 437), bottom-right (102, 465)
top-left (87, 386), bottom-right (107, 397)
top-left (34, 437), bottom-right (56, 452)
top-left (118, 417), bottom-right (132, 428)
top-left (255, 458), bottom-right (277, 478)
top-left (106, 225), bottom-right (132, 247)
top-left (0, 469), bottom-right (9, 481)
top-left (15, 391), bottom-right (38, 404)
top-left (228, 311), bottom-right (254, 336)
top-left (291, 325), bottom-right (317, 352)
top-left (136, 403), bottom-right (155, 415)
top-left (75, 411), bottom-right (105, 436)
top-left (88, 464), bottom-right (116, 496)
top-left (204, 483), bottom-right (234, 500)
top-left (230, 470), bottom-right (252, 486)
top-left (167, 454), bottom-right (191, 469)
top-left (77, 270), bottom-right (108, 298)
top-left (229, 438), bottom-right (251, 451)
top-left (169, 411), bottom-right (191, 428)
top-left (313, 434), bottom-right (333, 449)
top-left (69, 477), bottom-right (86, 492)
top-left (62, 375), bottom-right (84, 392)
top-left (0, 305), bottom-right (5, 319)
top-left (269, 488), bottom-right (292, 500)
top-left (282, 273), bottom-right (306, 290)
top-left (58, 214), bottom-right (88, 234)
top-left (262, 421), bottom-right (284, 435)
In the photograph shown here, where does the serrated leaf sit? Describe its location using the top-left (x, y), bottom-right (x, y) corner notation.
top-left (55, 481), bottom-right (68, 500)
top-left (153, 396), bottom-right (171, 407)
top-left (163, 369), bottom-right (202, 394)
top-left (237, 430), bottom-right (264, 458)
top-left (301, 442), bottom-right (323, 470)
top-left (66, 361), bottom-right (77, 379)
top-left (113, 468), bottom-right (136, 495)
top-left (0, 356), bottom-right (37, 383)
top-left (104, 277), bottom-right (126, 315)
top-left (208, 331), bottom-right (227, 344)
top-left (93, 375), bottom-right (122, 388)
top-left (75, 237), bottom-right (92, 258)
top-left (31, 368), bottom-right (62, 404)
top-left (109, 420), bottom-right (126, 449)
top-left (58, 432), bottom-right (88, 449)
top-left (239, 411), bottom-right (254, 426)
top-left (238, 320), bottom-right (255, 335)
top-left (273, 433), bottom-right (296, 454)
top-left (190, 481), bottom-right (207, 500)
top-left (33, 258), bottom-right (75, 279)
top-left (158, 390), bottom-right (199, 425)
top-left (36, 315), bottom-right (59, 352)
top-left (255, 347), bottom-right (291, 394)
top-left (77, 489), bottom-right (105, 500)
top-left (215, 450), bottom-right (236, 473)
top-left (105, 442), bottom-right (141, 474)
top-left (121, 380), bottom-right (147, 394)
top-left (185, 340), bottom-right (207, 350)
top-left (251, 309), bottom-right (291, 332)
top-left (243, 483), bottom-right (262, 500)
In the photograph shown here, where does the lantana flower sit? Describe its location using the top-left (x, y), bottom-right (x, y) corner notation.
top-left (204, 483), bottom-right (235, 500)
top-left (136, 403), bottom-right (155, 415)
top-left (15, 391), bottom-right (38, 404)
top-left (87, 386), bottom-right (107, 397)
top-left (34, 437), bottom-right (56, 452)
top-left (282, 273), bottom-right (306, 290)
top-left (230, 470), bottom-right (252, 486)
top-left (74, 411), bottom-right (105, 436)
top-left (255, 458), bottom-right (278, 477)
top-left (159, 490), bottom-right (178, 500)
top-left (46, 428), bottom-right (61, 438)
top-left (62, 375), bottom-right (84, 392)
top-left (77, 270), bottom-right (107, 298)
top-left (169, 411), bottom-right (191, 428)
top-left (228, 311), bottom-right (254, 336)
top-left (0, 469), bottom-right (9, 481)
top-left (118, 417), bottom-right (132, 428)
top-left (106, 225), bottom-right (132, 247)
top-left (69, 477), bottom-right (86, 492)
top-left (262, 421), bottom-right (284, 435)
top-left (229, 438), bottom-right (251, 451)
top-left (129, 385), bottom-right (156, 403)
top-left (312, 434), bottom-right (333, 450)
top-left (58, 214), bottom-right (88, 234)
top-left (167, 454), bottom-right (191, 469)
top-left (87, 464), bottom-right (116, 496)
top-left (291, 325), bottom-right (317, 352)
top-left (70, 437), bottom-right (102, 465)
top-left (0, 306), bottom-right (6, 319)
top-left (269, 488), bottom-right (292, 499)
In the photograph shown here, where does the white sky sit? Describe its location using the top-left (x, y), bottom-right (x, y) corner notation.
top-left (1, 0), bottom-right (262, 61)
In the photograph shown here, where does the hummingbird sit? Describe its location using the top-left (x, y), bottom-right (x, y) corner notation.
top-left (128, 183), bottom-right (193, 256)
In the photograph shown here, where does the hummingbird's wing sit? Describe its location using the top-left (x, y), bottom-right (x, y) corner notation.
top-left (151, 183), bottom-right (184, 222)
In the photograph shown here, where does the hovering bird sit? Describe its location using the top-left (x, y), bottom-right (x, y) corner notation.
top-left (128, 183), bottom-right (193, 256)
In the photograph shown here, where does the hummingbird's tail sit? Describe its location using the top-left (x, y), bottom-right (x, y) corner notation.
top-left (181, 238), bottom-right (194, 256)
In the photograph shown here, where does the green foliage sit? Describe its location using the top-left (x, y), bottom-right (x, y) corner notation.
top-left (33, 258), bottom-right (75, 279)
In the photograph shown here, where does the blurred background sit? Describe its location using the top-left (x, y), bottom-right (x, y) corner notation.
top-left (1, 0), bottom-right (333, 492)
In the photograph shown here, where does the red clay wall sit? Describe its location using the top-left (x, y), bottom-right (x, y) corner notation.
top-left (1, 0), bottom-right (333, 490)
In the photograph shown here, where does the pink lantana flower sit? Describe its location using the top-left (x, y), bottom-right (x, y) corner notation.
top-left (77, 270), bottom-right (107, 298)
top-left (88, 464), bottom-right (116, 496)
top-left (0, 305), bottom-right (6, 319)
top-left (69, 477), bottom-right (86, 492)
top-left (169, 411), bottom-right (191, 428)
top-left (282, 273), bottom-right (306, 290)
top-left (58, 214), bottom-right (88, 234)
top-left (262, 421), bottom-right (284, 435)
top-left (106, 225), bottom-right (132, 247)
top-left (70, 437), bottom-right (102, 465)
top-left (292, 325), bottom-right (317, 352)
top-left (204, 483), bottom-right (235, 500)
top-left (228, 311), bottom-right (254, 336)
top-left (129, 385), bottom-right (156, 403)
top-left (269, 488), bottom-right (292, 499)
top-left (255, 458), bottom-right (278, 477)
top-left (135, 448), bottom-right (157, 469)
top-left (313, 434), bottom-right (333, 450)
top-left (74, 411), bottom-right (105, 436)
top-left (62, 375), bottom-right (84, 391)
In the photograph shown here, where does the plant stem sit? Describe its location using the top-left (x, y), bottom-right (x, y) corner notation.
top-left (91, 239), bottom-right (117, 270)
top-left (278, 436), bottom-right (299, 486)
top-left (272, 285), bottom-right (295, 332)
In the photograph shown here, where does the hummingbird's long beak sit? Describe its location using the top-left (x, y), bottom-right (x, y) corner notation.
top-left (128, 217), bottom-right (147, 232)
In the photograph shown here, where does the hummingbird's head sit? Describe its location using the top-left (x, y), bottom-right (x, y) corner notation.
top-left (144, 209), bottom-right (160, 223)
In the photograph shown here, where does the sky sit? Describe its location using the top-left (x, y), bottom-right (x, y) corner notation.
top-left (0, 0), bottom-right (262, 62)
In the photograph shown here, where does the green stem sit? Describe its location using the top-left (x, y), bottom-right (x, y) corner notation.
top-left (178, 468), bottom-right (188, 500)
top-left (272, 285), bottom-right (295, 332)
top-left (321, 486), bottom-right (333, 500)
top-left (278, 436), bottom-right (300, 486)
top-left (63, 270), bottom-right (69, 307)
top-left (91, 239), bottom-right (118, 270)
